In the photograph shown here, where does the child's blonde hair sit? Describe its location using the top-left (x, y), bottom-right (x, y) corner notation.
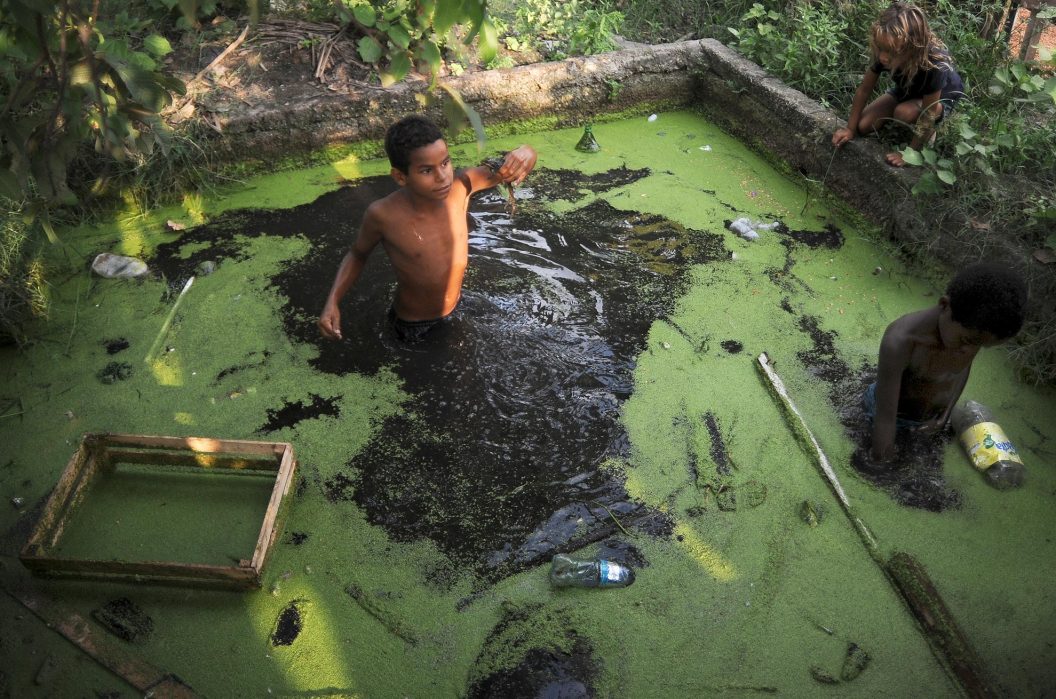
top-left (870, 2), bottom-right (947, 84)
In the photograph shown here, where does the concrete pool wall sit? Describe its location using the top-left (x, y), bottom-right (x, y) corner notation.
top-left (209, 38), bottom-right (1047, 300)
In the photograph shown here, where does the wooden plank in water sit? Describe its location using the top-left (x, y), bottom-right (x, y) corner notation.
top-left (104, 447), bottom-right (278, 472)
top-left (1, 572), bottom-right (199, 697)
top-left (22, 444), bottom-right (103, 555)
top-left (20, 556), bottom-right (260, 588)
top-left (100, 433), bottom-right (287, 457)
top-left (250, 445), bottom-right (297, 572)
top-left (886, 552), bottom-right (997, 699)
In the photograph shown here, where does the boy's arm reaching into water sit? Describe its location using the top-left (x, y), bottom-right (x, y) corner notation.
top-left (318, 204), bottom-right (385, 340)
top-left (871, 323), bottom-right (913, 461)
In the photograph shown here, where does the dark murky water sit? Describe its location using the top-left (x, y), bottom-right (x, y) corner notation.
top-left (468, 602), bottom-right (599, 699)
top-left (153, 168), bottom-right (724, 581)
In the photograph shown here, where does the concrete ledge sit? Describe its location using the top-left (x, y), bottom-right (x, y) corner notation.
top-left (214, 41), bottom-right (705, 157)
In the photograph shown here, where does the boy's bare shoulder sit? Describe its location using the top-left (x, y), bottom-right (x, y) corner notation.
top-left (362, 189), bottom-right (410, 229)
top-left (882, 307), bottom-right (938, 350)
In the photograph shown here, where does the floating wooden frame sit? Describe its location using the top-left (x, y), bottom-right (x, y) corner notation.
top-left (20, 433), bottom-right (297, 590)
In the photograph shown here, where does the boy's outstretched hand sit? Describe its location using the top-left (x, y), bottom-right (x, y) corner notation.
top-left (318, 303), bottom-right (343, 340)
top-left (496, 145), bottom-right (537, 185)
top-left (832, 127), bottom-right (855, 148)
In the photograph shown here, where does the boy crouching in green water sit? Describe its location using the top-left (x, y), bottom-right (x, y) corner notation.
top-left (864, 262), bottom-right (1027, 465)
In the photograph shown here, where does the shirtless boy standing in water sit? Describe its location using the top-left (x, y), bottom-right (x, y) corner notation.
top-left (864, 262), bottom-right (1027, 463)
top-left (318, 115), bottom-right (537, 342)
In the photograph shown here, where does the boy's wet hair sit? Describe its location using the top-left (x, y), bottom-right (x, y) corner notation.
top-left (385, 115), bottom-right (444, 173)
top-left (947, 262), bottom-right (1028, 339)
top-left (870, 2), bottom-right (946, 83)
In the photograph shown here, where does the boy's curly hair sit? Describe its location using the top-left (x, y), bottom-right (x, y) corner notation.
top-left (385, 115), bottom-right (444, 173)
top-left (870, 2), bottom-right (948, 84)
top-left (947, 263), bottom-right (1028, 340)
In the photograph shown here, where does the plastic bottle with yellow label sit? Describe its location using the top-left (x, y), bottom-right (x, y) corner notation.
top-left (951, 400), bottom-right (1025, 490)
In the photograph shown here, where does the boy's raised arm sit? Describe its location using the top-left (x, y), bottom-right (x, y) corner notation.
top-left (871, 325), bottom-right (912, 461)
top-left (318, 206), bottom-right (384, 340)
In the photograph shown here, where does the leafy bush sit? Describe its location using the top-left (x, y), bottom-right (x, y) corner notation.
top-left (728, 1), bottom-right (884, 107)
top-left (510, 0), bottom-right (623, 57)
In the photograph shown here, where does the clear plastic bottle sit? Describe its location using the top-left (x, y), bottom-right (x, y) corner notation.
top-left (549, 554), bottom-right (635, 588)
top-left (951, 400), bottom-right (1026, 490)
top-left (575, 125), bottom-right (600, 153)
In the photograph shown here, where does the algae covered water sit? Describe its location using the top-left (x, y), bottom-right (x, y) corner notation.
top-left (52, 464), bottom-right (274, 565)
top-left (1, 111), bottom-right (1054, 697)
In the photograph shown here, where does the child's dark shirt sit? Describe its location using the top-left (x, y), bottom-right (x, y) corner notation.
top-left (871, 48), bottom-right (964, 103)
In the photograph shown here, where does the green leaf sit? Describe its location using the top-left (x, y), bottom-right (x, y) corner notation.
top-left (69, 60), bottom-right (94, 86)
top-left (143, 34), bottom-right (173, 58)
top-left (383, 0), bottom-right (407, 21)
top-left (155, 72), bottom-right (187, 97)
top-left (439, 82), bottom-right (485, 151)
top-left (911, 172), bottom-right (940, 196)
top-left (922, 148), bottom-right (936, 166)
top-left (418, 39), bottom-right (442, 78)
top-left (38, 213), bottom-right (61, 244)
top-left (354, 4), bottom-right (377, 27)
top-left (388, 25), bottom-right (411, 50)
top-left (380, 51), bottom-right (411, 86)
top-left (900, 148), bottom-right (924, 166)
top-left (357, 35), bottom-right (383, 64)
top-left (958, 123), bottom-right (977, 140)
top-left (461, 0), bottom-right (486, 43)
top-left (955, 143), bottom-right (972, 156)
top-left (936, 169), bottom-right (956, 185)
top-left (477, 16), bottom-right (498, 64)
top-left (434, 0), bottom-right (464, 36)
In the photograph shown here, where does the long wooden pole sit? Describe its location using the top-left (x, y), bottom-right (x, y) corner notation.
top-left (756, 353), bottom-right (995, 698)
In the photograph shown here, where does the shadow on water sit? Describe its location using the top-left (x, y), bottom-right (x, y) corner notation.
top-left (153, 167), bottom-right (726, 583)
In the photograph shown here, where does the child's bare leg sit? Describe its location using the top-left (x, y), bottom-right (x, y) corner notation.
top-left (886, 99), bottom-right (930, 167)
top-left (857, 93), bottom-right (898, 136)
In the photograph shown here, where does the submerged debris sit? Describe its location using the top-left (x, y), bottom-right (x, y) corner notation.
top-left (799, 500), bottom-right (824, 527)
top-left (720, 339), bottom-right (743, 354)
top-left (271, 598), bottom-right (308, 646)
top-left (741, 480), bottom-right (767, 508)
top-left (841, 642), bottom-right (871, 681)
top-left (91, 253), bottom-right (148, 279)
top-left (104, 338), bottom-right (130, 354)
top-left (810, 665), bottom-right (839, 685)
top-left (92, 598), bottom-right (154, 644)
top-left (97, 361), bottom-right (133, 384)
top-left (345, 584), bottom-right (418, 645)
